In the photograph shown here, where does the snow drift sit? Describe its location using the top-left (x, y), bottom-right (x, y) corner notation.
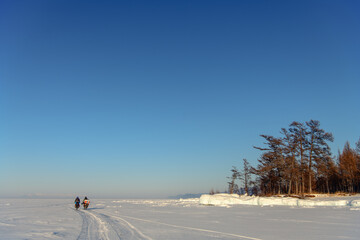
top-left (199, 194), bottom-right (360, 207)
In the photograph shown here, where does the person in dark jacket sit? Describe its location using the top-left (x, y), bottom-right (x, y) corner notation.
top-left (74, 197), bottom-right (80, 209)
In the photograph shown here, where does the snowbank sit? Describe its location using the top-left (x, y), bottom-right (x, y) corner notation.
top-left (199, 194), bottom-right (360, 208)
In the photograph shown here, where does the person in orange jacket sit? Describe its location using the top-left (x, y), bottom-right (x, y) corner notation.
top-left (82, 196), bottom-right (90, 209)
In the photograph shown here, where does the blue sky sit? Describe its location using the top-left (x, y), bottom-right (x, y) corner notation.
top-left (1, 0), bottom-right (359, 198)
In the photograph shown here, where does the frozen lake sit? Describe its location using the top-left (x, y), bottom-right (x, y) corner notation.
top-left (0, 197), bottom-right (359, 239)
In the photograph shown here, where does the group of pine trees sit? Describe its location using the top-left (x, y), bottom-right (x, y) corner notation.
top-left (228, 120), bottom-right (360, 196)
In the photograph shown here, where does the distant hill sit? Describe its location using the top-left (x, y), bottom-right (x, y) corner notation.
top-left (168, 193), bottom-right (204, 199)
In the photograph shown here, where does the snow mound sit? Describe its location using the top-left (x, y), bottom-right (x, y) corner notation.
top-left (199, 194), bottom-right (360, 208)
top-left (350, 199), bottom-right (360, 207)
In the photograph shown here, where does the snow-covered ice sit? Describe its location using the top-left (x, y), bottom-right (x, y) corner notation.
top-left (0, 195), bottom-right (359, 239)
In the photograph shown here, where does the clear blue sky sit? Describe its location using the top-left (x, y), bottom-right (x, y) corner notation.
top-left (1, 0), bottom-right (359, 198)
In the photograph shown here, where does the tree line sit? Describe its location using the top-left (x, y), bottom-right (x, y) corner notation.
top-left (228, 120), bottom-right (360, 196)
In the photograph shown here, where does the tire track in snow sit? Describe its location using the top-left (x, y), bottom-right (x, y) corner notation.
top-left (117, 215), bottom-right (262, 240)
top-left (75, 208), bottom-right (152, 240)
top-left (75, 209), bottom-right (89, 240)
top-left (95, 212), bottom-right (152, 240)
top-left (75, 207), bottom-right (259, 240)
top-left (84, 210), bottom-right (114, 240)
top-left (74, 208), bottom-right (111, 240)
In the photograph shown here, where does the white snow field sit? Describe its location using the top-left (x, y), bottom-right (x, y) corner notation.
top-left (0, 195), bottom-right (359, 240)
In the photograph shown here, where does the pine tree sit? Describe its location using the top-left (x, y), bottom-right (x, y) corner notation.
top-left (228, 166), bottom-right (240, 194)
top-left (247, 121), bottom-right (359, 194)
top-left (254, 135), bottom-right (284, 194)
top-left (356, 138), bottom-right (360, 191)
top-left (289, 122), bottom-right (308, 195)
top-left (243, 158), bottom-right (251, 195)
top-left (356, 138), bottom-right (360, 154)
top-left (338, 142), bottom-right (358, 192)
top-left (305, 120), bottom-right (334, 193)
top-left (280, 128), bottom-right (300, 195)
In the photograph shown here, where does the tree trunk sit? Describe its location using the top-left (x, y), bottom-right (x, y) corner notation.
top-left (288, 179), bottom-right (292, 195)
top-left (326, 177), bottom-right (330, 194)
top-left (308, 135), bottom-right (314, 194)
top-left (301, 173), bottom-right (305, 195)
top-left (308, 159), bottom-right (312, 194)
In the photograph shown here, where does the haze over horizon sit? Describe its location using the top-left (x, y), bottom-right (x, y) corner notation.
top-left (1, 0), bottom-right (359, 198)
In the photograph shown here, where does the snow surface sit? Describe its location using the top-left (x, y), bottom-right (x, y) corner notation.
top-left (0, 195), bottom-right (359, 240)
